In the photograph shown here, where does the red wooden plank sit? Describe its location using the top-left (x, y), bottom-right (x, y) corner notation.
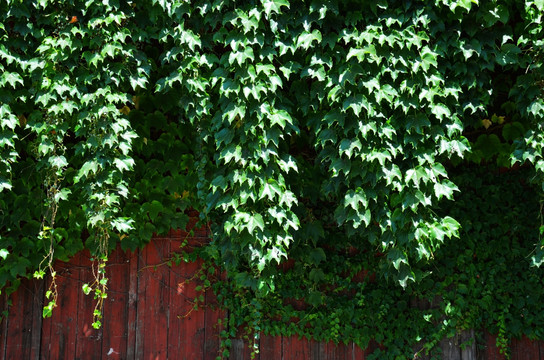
top-left (134, 246), bottom-right (146, 360)
top-left (483, 331), bottom-right (507, 360)
top-left (364, 339), bottom-right (381, 358)
top-left (40, 256), bottom-right (81, 360)
top-left (137, 239), bottom-right (170, 359)
top-left (326, 340), bottom-right (350, 359)
top-left (75, 251), bottom-right (103, 359)
top-left (29, 278), bottom-right (44, 360)
top-left (203, 275), bottom-right (224, 360)
top-left (5, 278), bottom-right (43, 360)
top-left (0, 291), bottom-right (7, 360)
top-left (283, 335), bottom-right (311, 360)
top-left (353, 343), bottom-right (365, 360)
top-left (511, 336), bottom-right (539, 360)
top-left (167, 239), bottom-right (206, 359)
top-left (101, 247), bottom-right (131, 359)
top-left (126, 247), bottom-right (139, 359)
top-left (259, 333), bottom-right (282, 359)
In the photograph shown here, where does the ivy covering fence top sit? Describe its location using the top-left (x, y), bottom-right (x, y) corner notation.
top-left (1, 0), bottom-right (544, 358)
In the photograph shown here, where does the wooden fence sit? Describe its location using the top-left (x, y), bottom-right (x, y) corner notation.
top-left (0, 226), bottom-right (542, 359)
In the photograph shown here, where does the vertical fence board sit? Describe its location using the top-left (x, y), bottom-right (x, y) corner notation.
top-left (5, 278), bottom-right (43, 360)
top-left (101, 248), bottom-right (130, 359)
top-left (40, 258), bottom-right (81, 360)
top-left (326, 340), bottom-right (350, 360)
top-left (260, 334), bottom-right (282, 359)
top-left (310, 339), bottom-right (325, 360)
top-left (230, 339), bottom-right (245, 360)
top-left (168, 239), bottom-right (206, 360)
top-left (203, 276), bottom-right (224, 360)
top-left (483, 332), bottom-right (506, 360)
top-left (139, 239), bottom-right (170, 360)
top-left (283, 335), bottom-right (311, 360)
top-left (511, 336), bottom-right (540, 360)
top-left (460, 329), bottom-right (476, 360)
top-left (74, 252), bottom-right (103, 359)
top-left (29, 278), bottom-right (44, 360)
top-left (353, 343), bottom-right (365, 360)
top-left (126, 248), bottom-right (139, 359)
top-left (0, 292), bottom-right (7, 360)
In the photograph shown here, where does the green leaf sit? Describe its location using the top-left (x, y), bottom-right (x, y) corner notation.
top-left (496, 43), bottom-right (521, 66)
top-left (75, 160), bottom-right (99, 182)
top-left (54, 188), bottom-right (72, 202)
top-left (344, 188), bottom-right (368, 209)
top-left (296, 30), bottom-right (322, 50)
top-left (1, 72), bottom-right (24, 88)
top-left (431, 103), bottom-right (451, 121)
top-left (114, 157), bottom-right (135, 172)
top-left (262, 0), bottom-right (290, 17)
top-left (308, 248), bottom-right (326, 265)
top-left (247, 213), bottom-right (265, 233)
top-left (434, 180), bottom-right (458, 201)
top-left (49, 155), bottom-right (68, 169)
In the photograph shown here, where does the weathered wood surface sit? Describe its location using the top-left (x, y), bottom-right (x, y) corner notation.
top-left (0, 228), bottom-right (542, 359)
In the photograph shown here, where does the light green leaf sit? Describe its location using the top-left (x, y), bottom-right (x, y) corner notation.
top-left (434, 180), bottom-right (459, 200)
top-left (247, 213), bottom-right (265, 233)
top-left (262, 0), bottom-right (290, 17)
top-left (296, 30), bottom-right (322, 50)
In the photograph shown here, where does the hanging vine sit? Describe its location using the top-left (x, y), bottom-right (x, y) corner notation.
top-left (1, 0), bottom-right (544, 358)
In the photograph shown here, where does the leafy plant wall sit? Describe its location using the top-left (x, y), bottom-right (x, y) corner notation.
top-left (1, 0), bottom-right (544, 358)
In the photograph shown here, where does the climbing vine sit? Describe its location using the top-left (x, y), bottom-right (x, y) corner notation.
top-left (1, 0), bottom-right (544, 358)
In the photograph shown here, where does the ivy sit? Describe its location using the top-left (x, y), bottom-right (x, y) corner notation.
top-left (1, 0), bottom-right (544, 358)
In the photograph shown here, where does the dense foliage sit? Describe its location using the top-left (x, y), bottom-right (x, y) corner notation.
top-left (1, 0), bottom-right (544, 358)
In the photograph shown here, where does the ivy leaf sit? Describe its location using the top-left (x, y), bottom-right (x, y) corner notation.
top-left (54, 188), bottom-right (72, 202)
top-left (114, 157), bottom-right (135, 172)
top-left (431, 103), bottom-right (451, 121)
top-left (49, 155), bottom-right (68, 169)
top-left (247, 213), bottom-right (265, 233)
top-left (308, 248), bottom-right (326, 265)
top-left (1, 72), bottom-right (24, 88)
top-left (0, 178), bottom-right (12, 192)
top-left (496, 43), bottom-right (521, 66)
top-left (296, 30), bottom-right (322, 50)
top-left (75, 160), bottom-right (99, 182)
top-left (262, 0), bottom-right (290, 17)
top-left (130, 76), bottom-right (148, 91)
top-left (344, 188), bottom-right (368, 209)
top-left (111, 218), bottom-right (134, 233)
top-left (434, 180), bottom-right (459, 201)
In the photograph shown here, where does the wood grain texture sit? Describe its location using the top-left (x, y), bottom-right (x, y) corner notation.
top-left (510, 336), bottom-right (540, 360)
top-left (138, 238), bottom-right (170, 360)
top-left (482, 331), bottom-right (507, 360)
top-left (283, 335), bottom-right (311, 360)
top-left (75, 251), bottom-right (103, 360)
top-left (42, 256), bottom-right (81, 360)
top-left (126, 247), bottom-right (139, 360)
top-left (101, 248), bottom-right (130, 360)
top-left (260, 333), bottom-right (282, 359)
top-left (5, 278), bottom-right (43, 360)
top-left (168, 239), bottom-right (206, 360)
